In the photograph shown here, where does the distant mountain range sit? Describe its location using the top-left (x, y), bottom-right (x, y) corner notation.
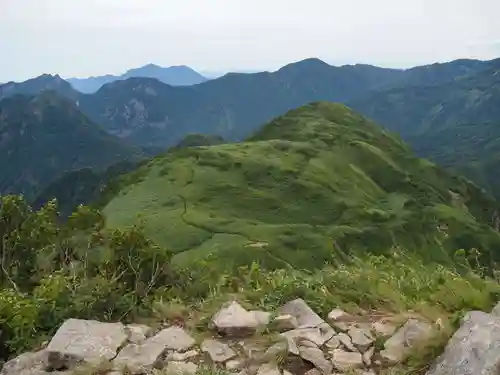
top-left (74, 57), bottom-right (500, 149)
top-left (1, 56), bottom-right (500, 199)
top-left (67, 64), bottom-right (208, 93)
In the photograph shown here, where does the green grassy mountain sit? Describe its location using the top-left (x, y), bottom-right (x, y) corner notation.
top-left (99, 102), bottom-right (500, 272)
top-left (0, 92), bottom-right (143, 200)
top-left (78, 58), bottom-right (498, 148)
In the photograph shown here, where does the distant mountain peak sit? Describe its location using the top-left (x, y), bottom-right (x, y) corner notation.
top-left (0, 73), bottom-right (80, 102)
top-left (68, 64), bottom-right (207, 93)
top-left (277, 57), bottom-right (331, 72)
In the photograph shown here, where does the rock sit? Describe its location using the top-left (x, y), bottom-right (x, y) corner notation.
top-left (212, 301), bottom-right (262, 337)
top-left (372, 321), bottom-right (396, 338)
top-left (281, 324), bottom-right (335, 350)
top-left (113, 326), bottom-right (195, 373)
top-left (226, 359), bottom-right (245, 370)
top-left (331, 349), bottom-right (364, 371)
top-left (425, 311), bottom-right (500, 375)
top-left (272, 314), bottom-right (299, 331)
top-left (278, 299), bottom-right (325, 328)
top-left (251, 310), bottom-right (272, 327)
top-left (298, 346), bottom-right (333, 374)
top-left (165, 361), bottom-right (198, 375)
top-left (113, 342), bottom-right (164, 374)
top-left (348, 327), bottom-right (375, 352)
top-left (324, 335), bottom-right (341, 350)
top-left (380, 319), bottom-right (433, 365)
top-left (201, 339), bottom-right (237, 363)
top-left (362, 346), bottom-right (375, 367)
top-left (491, 302), bottom-right (500, 316)
top-left (126, 324), bottom-right (153, 344)
top-left (237, 340), bottom-right (267, 360)
top-left (0, 351), bottom-right (52, 375)
top-left (331, 322), bottom-right (350, 332)
top-left (337, 332), bottom-right (356, 352)
top-left (257, 363), bottom-right (281, 375)
top-left (263, 341), bottom-right (289, 361)
top-left (304, 369), bottom-right (322, 375)
top-left (167, 350), bottom-right (199, 362)
top-left (327, 308), bottom-right (351, 323)
top-left (46, 319), bottom-right (128, 369)
top-left (151, 326), bottom-right (195, 351)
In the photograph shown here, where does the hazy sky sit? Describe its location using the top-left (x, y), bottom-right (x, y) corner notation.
top-left (1, 0), bottom-right (499, 81)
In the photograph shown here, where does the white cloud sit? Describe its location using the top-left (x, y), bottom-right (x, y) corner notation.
top-left (1, 0), bottom-right (499, 81)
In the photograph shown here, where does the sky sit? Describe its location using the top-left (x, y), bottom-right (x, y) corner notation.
top-left (1, 0), bottom-right (500, 82)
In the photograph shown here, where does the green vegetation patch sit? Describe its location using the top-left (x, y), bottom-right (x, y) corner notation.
top-left (102, 103), bottom-right (500, 271)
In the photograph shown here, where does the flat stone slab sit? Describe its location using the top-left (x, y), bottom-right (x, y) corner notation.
top-left (46, 319), bottom-right (128, 368)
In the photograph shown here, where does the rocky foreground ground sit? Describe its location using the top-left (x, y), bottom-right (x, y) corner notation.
top-left (2, 298), bottom-right (499, 375)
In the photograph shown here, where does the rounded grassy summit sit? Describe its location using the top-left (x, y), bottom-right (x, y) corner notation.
top-left (102, 102), bottom-right (500, 271)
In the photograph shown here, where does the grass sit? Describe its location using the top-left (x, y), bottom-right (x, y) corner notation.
top-left (101, 103), bottom-right (500, 273)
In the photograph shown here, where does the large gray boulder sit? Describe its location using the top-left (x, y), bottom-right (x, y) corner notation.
top-left (426, 311), bottom-right (500, 375)
top-left (45, 319), bottom-right (128, 369)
